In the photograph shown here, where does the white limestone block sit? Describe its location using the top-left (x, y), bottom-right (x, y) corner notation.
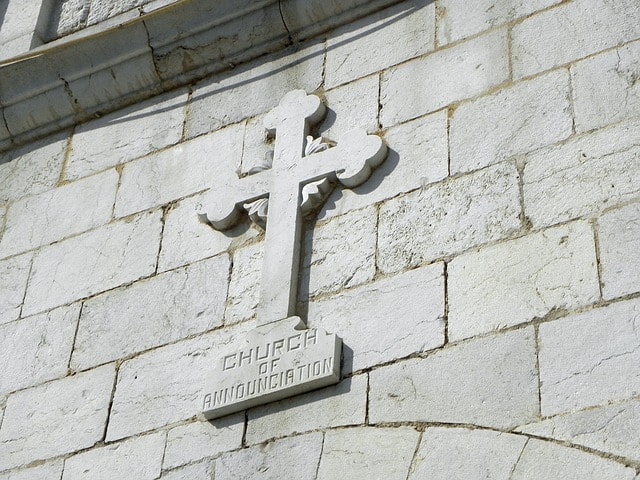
top-left (160, 461), bottom-right (214, 480)
top-left (22, 211), bottom-right (162, 317)
top-left (319, 110), bottom-right (448, 220)
top-left (158, 191), bottom-right (259, 273)
top-left (303, 206), bottom-right (376, 298)
top-left (0, 253), bottom-right (33, 326)
top-left (325, 0), bottom-right (434, 89)
top-left (115, 124), bottom-right (244, 218)
top-left (225, 241), bottom-right (264, 324)
top-left (380, 29), bottom-right (509, 127)
top-left (239, 115), bottom-right (272, 176)
top-left (0, 364), bottom-right (115, 471)
top-left (0, 169), bottom-right (119, 259)
top-left (511, 439), bottom-right (635, 479)
top-left (245, 374), bottom-right (366, 444)
top-left (369, 328), bottom-right (538, 429)
top-left (448, 222), bottom-right (600, 341)
top-left (71, 254), bottom-right (230, 370)
top-left (308, 264), bottom-right (445, 373)
top-left (62, 433), bottom-right (165, 480)
top-left (164, 415), bottom-right (244, 470)
top-left (437, 0), bottom-right (561, 45)
top-left (214, 432), bottom-right (323, 480)
top-left (106, 323), bottom-right (251, 441)
top-left (572, 40), bottom-right (640, 134)
top-left (317, 75), bottom-right (379, 143)
top-left (0, 305), bottom-right (79, 396)
top-left (524, 118), bottom-right (640, 228)
top-left (378, 161), bottom-right (521, 274)
top-left (185, 42), bottom-right (324, 139)
top-left (317, 427), bottom-right (420, 480)
top-left (87, 0), bottom-right (147, 25)
top-left (0, 0), bottom-right (44, 43)
top-left (0, 461), bottom-right (63, 480)
top-left (408, 427), bottom-right (527, 480)
top-left (599, 203), bottom-right (640, 299)
top-left (517, 399), bottom-right (640, 463)
top-left (539, 299), bottom-right (640, 416)
top-left (65, 89), bottom-right (188, 181)
top-left (0, 34), bottom-right (36, 62)
top-left (0, 131), bottom-right (69, 204)
top-left (512, 0), bottom-right (640, 79)
top-left (50, 0), bottom-right (90, 39)
top-left (450, 69), bottom-right (572, 174)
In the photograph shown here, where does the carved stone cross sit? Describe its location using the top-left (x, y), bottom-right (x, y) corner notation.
top-left (199, 90), bottom-right (386, 419)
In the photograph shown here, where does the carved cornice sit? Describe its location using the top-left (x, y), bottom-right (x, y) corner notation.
top-left (0, 0), bottom-right (405, 153)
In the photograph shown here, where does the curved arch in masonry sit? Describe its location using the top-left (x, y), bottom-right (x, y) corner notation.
top-left (206, 424), bottom-right (637, 479)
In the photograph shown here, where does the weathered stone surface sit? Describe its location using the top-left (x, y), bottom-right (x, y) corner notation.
top-left (87, 0), bottom-right (147, 25)
top-left (115, 124), bottom-right (244, 218)
top-left (0, 253), bottom-right (33, 326)
top-left (0, 461), bottom-right (63, 480)
top-left (318, 75), bottom-right (379, 142)
top-left (246, 374), bottom-right (366, 444)
top-left (380, 29), bottom-right (508, 127)
top-left (49, 0), bottom-right (90, 39)
top-left (512, 0), bottom-right (640, 79)
top-left (409, 427), bottom-right (527, 480)
top-left (511, 438), bottom-right (635, 479)
top-left (22, 211), bottom-right (162, 317)
top-left (215, 432), bottom-right (323, 480)
top-left (71, 254), bottom-right (230, 370)
top-left (65, 89), bottom-right (188, 181)
top-left (225, 241), bottom-right (264, 324)
top-left (0, 364), bottom-right (115, 471)
top-left (158, 192), bottom-right (259, 273)
top-left (539, 299), bottom-right (640, 416)
top-left (0, 305), bottom-right (79, 396)
top-left (317, 427), bottom-right (420, 480)
top-left (185, 42), bottom-right (324, 139)
top-left (238, 115), bottom-right (272, 176)
top-left (0, 169), bottom-right (119, 259)
top-left (319, 110), bottom-right (448, 220)
top-left (106, 323), bottom-right (251, 441)
top-left (0, 0), bottom-right (44, 43)
top-left (448, 222), bottom-right (600, 341)
top-left (378, 162), bottom-right (521, 274)
top-left (450, 70), bottom-right (572, 174)
top-left (524, 118), bottom-right (640, 228)
top-left (308, 263), bottom-right (445, 373)
top-left (62, 433), bottom-right (165, 480)
top-left (164, 415), bottom-right (244, 470)
top-left (369, 328), bottom-right (538, 429)
top-left (517, 399), bottom-right (640, 462)
top-left (599, 203), bottom-right (640, 299)
top-left (161, 461), bottom-right (214, 480)
top-left (572, 40), bottom-right (640, 133)
top-left (0, 131), bottom-right (69, 204)
top-left (436, 0), bottom-right (561, 45)
top-left (303, 207), bottom-right (376, 298)
top-left (203, 317), bottom-right (341, 420)
top-left (325, 0), bottom-right (435, 89)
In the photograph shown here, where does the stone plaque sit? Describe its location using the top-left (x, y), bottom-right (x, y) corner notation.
top-left (202, 317), bottom-right (340, 418)
top-left (199, 90), bottom-right (386, 419)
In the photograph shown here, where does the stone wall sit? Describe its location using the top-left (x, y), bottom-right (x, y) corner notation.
top-left (0, 0), bottom-right (639, 478)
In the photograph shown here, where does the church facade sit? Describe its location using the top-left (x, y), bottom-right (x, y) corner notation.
top-left (0, 0), bottom-right (639, 478)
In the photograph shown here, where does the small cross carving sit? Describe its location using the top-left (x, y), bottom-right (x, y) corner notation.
top-left (199, 90), bottom-right (386, 419)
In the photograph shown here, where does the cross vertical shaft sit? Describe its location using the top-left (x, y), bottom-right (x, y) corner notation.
top-left (257, 115), bottom-right (308, 325)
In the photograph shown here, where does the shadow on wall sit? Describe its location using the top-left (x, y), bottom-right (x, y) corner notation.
top-left (0, 0), bottom-right (432, 161)
top-left (0, 1), bottom-right (8, 30)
